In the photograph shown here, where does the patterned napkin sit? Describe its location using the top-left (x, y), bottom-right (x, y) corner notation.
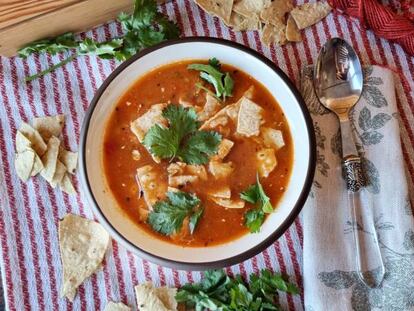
top-left (301, 65), bottom-right (414, 310)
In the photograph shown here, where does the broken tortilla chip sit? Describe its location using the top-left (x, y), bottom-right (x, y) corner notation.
top-left (50, 160), bottom-right (67, 188)
top-left (226, 12), bottom-right (260, 31)
top-left (104, 301), bottom-right (131, 311)
top-left (15, 131), bottom-right (32, 153)
top-left (15, 149), bottom-right (35, 181)
top-left (260, 0), bottom-right (293, 26)
top-left (233, 0), bottom-right (271, 20)
top-left (19, 122), bottom-right (47, 156)
top-left (59, 214), bottom-right (110, 301)
top-left (260, 22), bottom-right (287, 46)
top-left (59, 148), bottom-right (78, 175)
top-left (135, 282), bottom-right (178, 311)
top-left (195, 0), bottom-right (233, 24)
top-left (31, 153), bottom-right (44, 176)
top-left (286, 15), bottom-right (302, 42)
top-left (60, 173), bottom-right (76, 195)
top-left (236, 97), bottom-right (264, 137)
top-left (290, 2), bottom-right (331, 30)
top-left (40, 136), bottom-right (61, 182)
top-left (33, 114), bottom-right (65, 141)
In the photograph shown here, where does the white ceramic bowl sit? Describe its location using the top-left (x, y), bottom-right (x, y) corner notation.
top-left (80, 37), bottom-right (316, 270)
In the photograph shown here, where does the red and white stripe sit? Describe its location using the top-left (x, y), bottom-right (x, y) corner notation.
top-left (0, 1), bottom-right (413, 310)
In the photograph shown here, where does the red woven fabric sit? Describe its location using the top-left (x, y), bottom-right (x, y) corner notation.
top-left (328, 0), bottom-right (414, 55)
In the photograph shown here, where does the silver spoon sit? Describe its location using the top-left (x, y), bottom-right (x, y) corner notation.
top-left (314, 38), bottom-right (385, 288)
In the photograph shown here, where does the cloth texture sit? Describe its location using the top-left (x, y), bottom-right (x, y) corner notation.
top-left (0, 0), bottom-right (414, 310)
top-left (301, 65), bottom-right (414, 310)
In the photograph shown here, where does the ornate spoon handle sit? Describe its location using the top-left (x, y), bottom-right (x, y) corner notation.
top-left (341, 120), bottom-right (385, 288)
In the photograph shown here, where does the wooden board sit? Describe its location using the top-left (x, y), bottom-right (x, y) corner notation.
top-left (0, 0), bottom-right (133, 56)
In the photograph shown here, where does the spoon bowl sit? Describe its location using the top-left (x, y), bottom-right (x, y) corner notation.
top-left (314, 38), bottom-right (363, 120)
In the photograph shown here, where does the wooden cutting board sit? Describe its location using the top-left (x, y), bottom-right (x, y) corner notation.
top-left (0, 0), bottom-right (134, 57)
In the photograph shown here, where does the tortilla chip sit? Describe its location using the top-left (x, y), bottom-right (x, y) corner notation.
top-left (198, 93), bottom-right (221, 122)
top-left (257, 148), bottom-right (277, 178)
top-left (50, 160), bottom-right (67, 188)
top-left (260, 22), bottom-right (287, 46)
top-left (154, 287), bottom-right (178, 310)
top-left (226, 12), bottom-right (261, 31)
top-left (212, 197), bottom-right (245, 209)
top-left (135, 282), bottom-right (177, 311)
top-left (209, 185), bottom-right (231, 199)
top-left (290, 2), bottom-right (331, 30)
top-left (260, 0), bottom-right (293, 26)
top-left (33, 115), bottom-right (65, 141)
top-left (130, 104), bottom-right (167, 142)
top-left (104, 301), bottom-right (131, 311)
top-left (59, 148), bottom-right (78, 175)
top-left (195, 0), bottom-right (234, 24)
top-left (19, 122), bottom-right (47, 156)
top-left (236, 97), bottom-right (264, 137)
top-left (60, 173), bottom-right (76, 195)
top-left (136, 165), bottom-right (167, 210)
top-left (262, 127), bottom-right (285, 150)
top-left (15, 149), bottom-right (35, 181)
top-left (213, 138), bottom-right (234, 160)
top-left (31, 153), bottom-right (44, 176)
top-left (209, 160), bottom-right (234, 179)
top-left (15, 131), bottom-right (32, 153)
top-left (286, 15), bottom-right (302, 42)
top-left (40, 136), bottom-right (61, 182)
top-left (233, 0), bottom-right (271, 20)
top-left (59, 214), bottom-right (110, 301)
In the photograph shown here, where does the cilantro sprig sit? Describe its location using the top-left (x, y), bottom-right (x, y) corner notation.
top-left (188, 58), bottom-right (234, 101)
top-left (240, 174), bottom-right (273, 233)
top-left (176, 269), bottom-right (299, 311)
top-left (18, 0), bottom-right (180, 81)
top-left (147, 191), bottom-right (204, 235)
top-left (143, 104), bottom-right (222, 165)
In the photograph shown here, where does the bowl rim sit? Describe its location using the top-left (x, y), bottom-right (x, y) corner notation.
top-left (79, 36), bottom-right (316, 270)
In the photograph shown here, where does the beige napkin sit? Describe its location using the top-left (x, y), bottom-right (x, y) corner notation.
top-left (301, 66), bottom-right (414, 310)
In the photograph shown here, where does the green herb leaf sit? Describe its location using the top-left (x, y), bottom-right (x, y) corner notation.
top-left (240, 174), bottom-right (273, 233)
top-left (18, 0), bottom-right (180, 81)
top-left (143, 104), bottom-right (221, 164)
top-left (176, 269), bottom-right (298, 311)
top-left (188, 58), bottom-right (234, 101)
top-left (147, 191), bottom-right (201, 235)
top-left (244, 208), bottom-right (265, 233)
top-left (18, 33), bottom-right (78, 58)
top-left (189, 207), bottom-right (204, 234)
top-left (178, 131), bottom-right (222, 165)
top-left (78, 38), bottom-right (124, 57)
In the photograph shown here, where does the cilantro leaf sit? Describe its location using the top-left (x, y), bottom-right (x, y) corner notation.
top-left (176, 269), bottom-right (298, 310)
top-left (178, 131), bottom-right (222, 165)
top-left (18, 33), bottom-right (78, 57)
top-left (244, 208), bottom-right (265, 233)
top-left (188, 58), bottom-right (234, 101)
top-left (240, 174), bottom-right (273, 232)
top-left (147, 191), bottom-right (202, 235)
top-left (189, 207), bottom-right (204, 234)
top-left (18, 0), bottom-right (180, 81)
top-left (143, 104), bottom-right (221, 164)
top-left (143, 124), bottom-right (179, 159)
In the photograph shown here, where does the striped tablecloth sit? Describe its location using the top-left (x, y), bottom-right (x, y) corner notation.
top-left (1, 1), bottom-right (414, 310)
